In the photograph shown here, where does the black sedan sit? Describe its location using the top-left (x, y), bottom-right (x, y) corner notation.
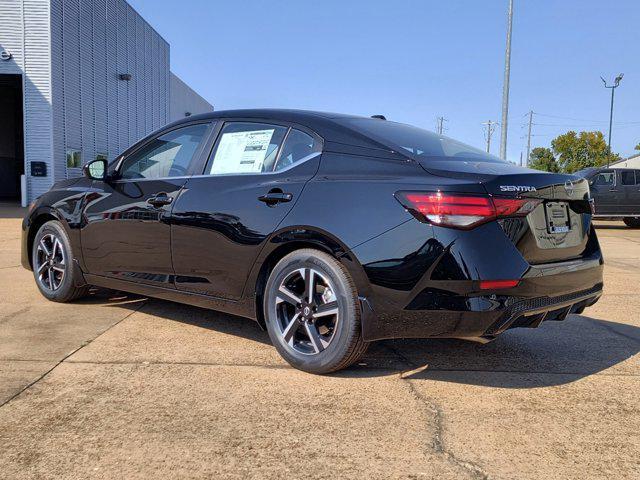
top-left (22, 110), bottom-right (604, 373)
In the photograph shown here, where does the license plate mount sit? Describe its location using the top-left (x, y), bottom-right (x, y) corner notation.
top-left (545, 202), bottom-right (571, 234)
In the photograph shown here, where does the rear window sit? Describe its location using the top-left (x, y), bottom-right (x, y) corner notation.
top-left (340, 118), bottom-right (506, 163)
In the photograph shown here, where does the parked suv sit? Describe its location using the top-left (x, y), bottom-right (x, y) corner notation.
top-left (22, 110), bottom-right (604, 373)
top-left (576, 167), bottom-right (640, 227)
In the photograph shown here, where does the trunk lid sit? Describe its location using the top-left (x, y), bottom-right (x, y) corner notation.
top-left (418, 159), bottom-right (596, 264)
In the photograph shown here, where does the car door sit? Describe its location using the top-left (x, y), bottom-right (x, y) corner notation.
top-left (170, 121), bottom-right (322, 299)
top-left (589, 170), bottom-right (620, 215)
top-left (81, 122), bottom-right (214, 287)
top-left (620, 169), bottom-right (640, 215)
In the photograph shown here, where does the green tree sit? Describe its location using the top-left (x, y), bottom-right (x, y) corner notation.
top-left (528, 147), bottom-right (560, 172)
top-left (551, 131), bottom-right (620, 173)
top-left (634, 143), bottom-right (640, 151)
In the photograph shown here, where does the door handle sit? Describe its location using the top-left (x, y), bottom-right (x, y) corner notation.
top-left (147, 192), bottom-right (173, 207)
top-left (258, 189), bottom-right (293, 206)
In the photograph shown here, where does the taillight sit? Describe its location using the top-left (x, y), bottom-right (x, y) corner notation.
top-left (395, 191), bottom-right (541, 229)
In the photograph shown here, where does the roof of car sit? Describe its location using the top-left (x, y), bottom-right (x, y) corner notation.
top-left (163, 109), bottom-right (399, 152)
top-left (180, 108), bottom-right (366, 123)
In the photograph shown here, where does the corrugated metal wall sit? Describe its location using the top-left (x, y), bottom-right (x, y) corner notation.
top-left (50, 0), bottom-right (170, 180)
top-left (1, 0), bottom-right (188, 202)
top-left (0, 0), bottom-right (54, 201)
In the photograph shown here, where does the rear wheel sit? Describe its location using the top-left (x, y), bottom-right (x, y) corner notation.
top-left (623, 217), bottom-right (640, 228)
top-left (32, 220), bottom-right (89, 302)
top-left (264, 249), bottom-right (368, 374)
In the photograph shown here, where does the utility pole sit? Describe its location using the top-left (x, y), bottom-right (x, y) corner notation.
top-left (482, 120), bottom-right (498, 153)
top-left (525, 110), bottom-right (534, 166)
top-left (601, 73), bottom-right (624, 166)
top-left (499, 0), bottom-right (514, 160)
top-left (436, 116), bottom-right (448, 135)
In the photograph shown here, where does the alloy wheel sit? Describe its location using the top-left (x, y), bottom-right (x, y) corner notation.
top-left (35, 233), bottom-right (66, 291)
top-left (274, 267), bottom-right (340, 355)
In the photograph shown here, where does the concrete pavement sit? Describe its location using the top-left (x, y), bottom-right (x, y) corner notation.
top-left (0, 204), bottom-right (638, 479)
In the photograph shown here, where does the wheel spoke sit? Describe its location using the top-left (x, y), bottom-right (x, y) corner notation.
top-left (314, 301), bottom-right (339, 318)
top-left (51, 264), bottom-right (65, 274)
top-left (304, 268), bottom-right (315, 302)
top-left (282, 312), bottom-right (301, 343)
top-left (304, 322), bottom-right (325, 353)
top-left (276, 286), bottom-right (302, 306)
top-left (37, 262), bottom-right (48, 274)
top-left (53, 238), bottom-right (63, 260)
top-left (47, 268), bottom-right (54, 289)
top-left (38, 239), bottom-right (51, 257)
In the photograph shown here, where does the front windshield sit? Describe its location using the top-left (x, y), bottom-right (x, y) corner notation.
top-left (341, 118), bottom-right (507, 163)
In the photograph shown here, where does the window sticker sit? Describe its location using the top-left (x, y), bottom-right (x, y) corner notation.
top-left (210, 129), bottom-right (275, 174)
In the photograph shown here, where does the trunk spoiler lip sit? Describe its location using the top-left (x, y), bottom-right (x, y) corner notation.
top-left (417, 163), bottom-right (589, 202)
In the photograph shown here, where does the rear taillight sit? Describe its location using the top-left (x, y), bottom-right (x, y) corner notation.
top-left (395, 191), bottom-right (541, 229)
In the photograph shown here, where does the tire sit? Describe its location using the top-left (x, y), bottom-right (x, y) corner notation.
top-left (32, 220), bottom-right (89, 302)
top-left (623, 217), bottom-right (640, 228)
top-left (264, 248), bottom-right (368, 374)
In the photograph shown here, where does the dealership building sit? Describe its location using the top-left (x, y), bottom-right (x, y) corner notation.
top-left (0, 0), bottom-right (212, 204)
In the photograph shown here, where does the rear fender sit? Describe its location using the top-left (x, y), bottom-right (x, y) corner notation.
top-left (244, 226), bottom-right (373, 328)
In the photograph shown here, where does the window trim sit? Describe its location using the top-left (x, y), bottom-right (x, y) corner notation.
top-left (620, 169), bottom-right (637, 187)
top-left (111, 120), bottom-right (216, 183)
top-left (199, 118), bottom-right (324, 177)
top-left (592, 169), bottom-right (616, 188)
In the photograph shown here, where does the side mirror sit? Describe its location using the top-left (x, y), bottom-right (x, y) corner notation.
top-left (83, 159), bottom-right (107, 181)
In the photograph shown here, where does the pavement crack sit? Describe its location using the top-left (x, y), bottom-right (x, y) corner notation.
top-left (385, 343), bottom-right (491, 480)
top-left (0, 301), bottom-right (146, 409)
top-left (0, 306), bottom-right (31, 325)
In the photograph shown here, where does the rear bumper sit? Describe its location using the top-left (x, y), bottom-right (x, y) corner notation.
top-left (352, 218), bottom-right (604, 342)
top-left (481, 284), bottom-right (601, 338)
top-left (360, 265), bottom-right (603, 342)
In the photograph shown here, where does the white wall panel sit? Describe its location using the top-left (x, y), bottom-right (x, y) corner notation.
top-left (2, 0), bottom-right (174, 201)
top-left (105, 0), bottom-right (118, 161)
top-left (92, 0), bottom-right (107, 157)
top-left (21, 0), bottom-right (54, 198)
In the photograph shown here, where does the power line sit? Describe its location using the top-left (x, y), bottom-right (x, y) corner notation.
top-left (533, 112), bottom-right (640, 125)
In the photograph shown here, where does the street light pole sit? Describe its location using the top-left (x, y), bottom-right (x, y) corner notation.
top-left (499, 0), bottom-right (514, 160)
top-left (601, 73), bottom-right (623, 166)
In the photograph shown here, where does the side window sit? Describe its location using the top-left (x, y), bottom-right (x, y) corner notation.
top-left (592, 171), bottom-right (614, 186)
top-left (119, 124), bottom-right (209, 180)
top-left (207, 122), bottom-right (288, 175)
top-left (274, 129), bottom-right (318, 172)
top-left (621, 170), bottom-right (636, 186)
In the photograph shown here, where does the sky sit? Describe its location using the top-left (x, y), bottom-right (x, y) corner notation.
top-left (128, 0), bottom-right (640, 162)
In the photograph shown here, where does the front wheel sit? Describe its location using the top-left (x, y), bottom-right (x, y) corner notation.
top-left (264, 249), bottom-right (368, 374)
top-left (623, 217), bottom-right (640, 228)
top-left (32, 220), bottom-right (89, 302)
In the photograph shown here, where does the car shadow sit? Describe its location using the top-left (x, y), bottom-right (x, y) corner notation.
top-left (78, 287), bottom-right (273, 346)
top-left (345, 314), bottom-right (640, 387)
top-left (77, 288), bottom-right (640, 388)
top-left (593, 222), bottom-right (632, 230)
